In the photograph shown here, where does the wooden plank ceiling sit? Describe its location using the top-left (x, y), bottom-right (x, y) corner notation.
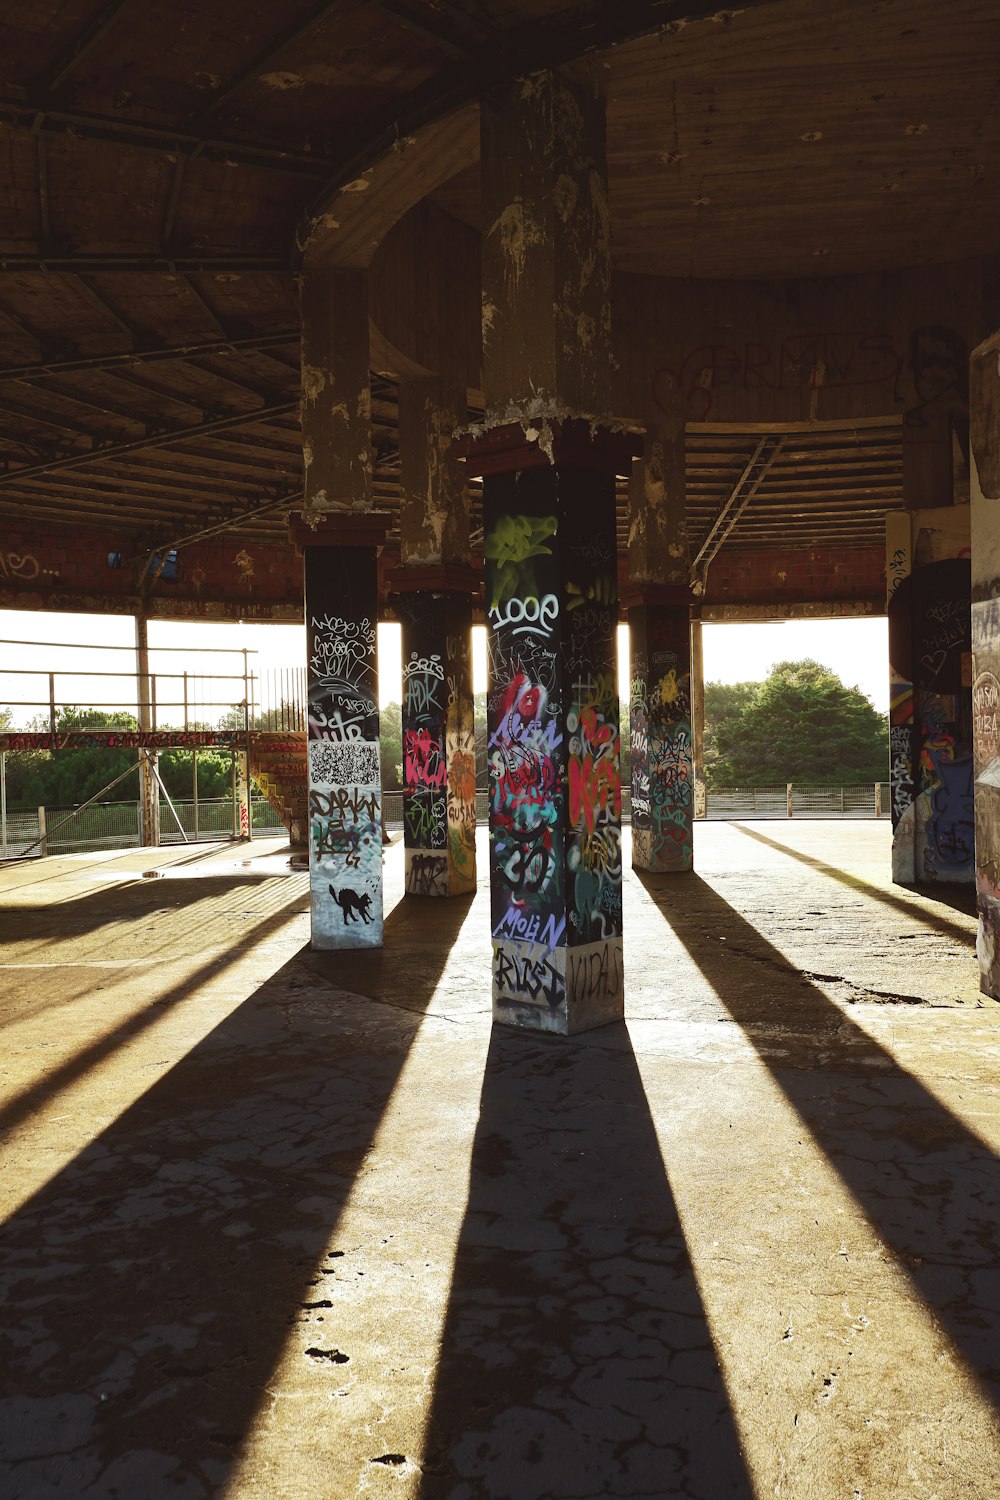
top-left (0, 0), bottom-right (990, 565)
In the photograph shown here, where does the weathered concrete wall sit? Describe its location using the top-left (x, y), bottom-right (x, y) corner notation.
top-left (368, 204), bottom-right (983, 432)
top-left (0, 522), bottom-right (304, 622)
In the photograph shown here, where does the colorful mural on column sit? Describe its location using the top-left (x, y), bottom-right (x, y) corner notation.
top-left (399, 592), bottom-right (476, 896)
top-left (485, 466), bottom-right (623, 1033)
top-left (886, 511), bottom-right (972, 885)
top-left (305, 548), bottom-right (383, 949)
top-left (629, 606), bottom-right (692, 872)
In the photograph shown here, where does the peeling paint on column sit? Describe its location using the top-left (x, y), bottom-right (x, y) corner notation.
top-left (399, 378), bottom-right (468, 567)
top-left (300, 271), bottom-right (373, 518)
top-left (628, 420), bottom-right (688, 588)
top-left (480, 69), bottom-right (612, 423)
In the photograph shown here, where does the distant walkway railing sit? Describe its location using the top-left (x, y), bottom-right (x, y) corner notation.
top-left (381, 783), bottom-right (892, 829)
top-left (2, 782), bottom-right (892, 859)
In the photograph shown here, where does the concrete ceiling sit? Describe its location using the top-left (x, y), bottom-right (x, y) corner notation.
top-left (0, 0), bottom-right (995, 560)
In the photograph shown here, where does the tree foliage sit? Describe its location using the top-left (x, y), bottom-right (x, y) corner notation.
top-left (707, 659), bottom-right (888, 788)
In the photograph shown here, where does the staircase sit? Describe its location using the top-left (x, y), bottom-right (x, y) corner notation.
top-left (248, 731), bottom-right (308, 848)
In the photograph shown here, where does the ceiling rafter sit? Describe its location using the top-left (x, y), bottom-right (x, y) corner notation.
top-left (0, 330), bottom-right (300, 383)
top-left (40, 0), bottom-right (139, 94)
top-left (0, 253), bottom-right (288, 273)
top-left (0, 400), bottom-right (298, 490)
top-left (191, 2), bottom-right (348, 122)
top-left (0, 99), bottom-right (334, 175)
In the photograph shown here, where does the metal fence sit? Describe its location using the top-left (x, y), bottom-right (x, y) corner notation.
top-left (3, 797), bottom-right (285, 857)
top-left (705, 783), bottom-right (891, 819)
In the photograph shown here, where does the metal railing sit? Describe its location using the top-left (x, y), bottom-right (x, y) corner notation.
top-left (0, 637), bottom-right (257, 733)
top-left (3, 797), bottom-right (285, 857)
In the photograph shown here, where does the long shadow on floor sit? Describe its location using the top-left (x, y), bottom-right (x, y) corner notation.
top-left (636, 868), bottom-right (1000, 1408)
top-left (730, 822), bottom-right (978, 940)
top-left (417, 1026), bottom-right (754, 1500)
top-left (0, 889), bottom-right (472, 1499)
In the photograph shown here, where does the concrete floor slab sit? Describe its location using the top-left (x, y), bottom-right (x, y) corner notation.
top-left (1, 823), bottom-right (999, 1498)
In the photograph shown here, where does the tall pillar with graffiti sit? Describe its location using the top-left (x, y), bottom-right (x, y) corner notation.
top-left (887, 502), bottom-right (972, 886)
top-left (298, 525), bottom-right (387, 949)
top-left (628, 593), bottom-right (693, 871)
top-left (296, 269), bottom-right (389, 950)
top-left (626, 420), bottom-right (694, 872)
top-left (469, 424), bottom-right (627, 1033)
top-left (396, 586), bottom-right (477, 896)
top-left (474, 68), bottom-right (626, 1031)
top-left (393, 366), bottom-right (477, 898)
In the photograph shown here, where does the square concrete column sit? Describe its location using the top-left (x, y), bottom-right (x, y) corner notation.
top-left (393, 372), bottom-right (477, 897)
top-left (292, 515), bottom-right (389, 951)
top-left (970, 332), bottom-right (1000, 994)
top-left (626, 588), bottom-right (694, 872)
top-left (466, 422), bottom-right (629, 1034)
top-left (394, 578), bottom-right (478, 896)
top-left (626, 419), bottom-right (693, 871)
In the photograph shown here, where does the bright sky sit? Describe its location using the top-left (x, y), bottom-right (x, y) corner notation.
top-left (0, 608), bottom-right (888, 727)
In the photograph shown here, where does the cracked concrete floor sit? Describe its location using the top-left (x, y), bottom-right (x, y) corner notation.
top-left (2, 822), bottom-right (1000, 1499)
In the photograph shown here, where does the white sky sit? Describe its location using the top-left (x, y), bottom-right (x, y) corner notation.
top-left (0, 608), bottom-right (888, 727)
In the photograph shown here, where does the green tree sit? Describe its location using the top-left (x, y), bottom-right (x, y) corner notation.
top-left (380, 700), bottom-right (402, 789)
top-left (709, 659), bottom-right (888, 787)
top-left (703, 679), bottom-right (759, 786)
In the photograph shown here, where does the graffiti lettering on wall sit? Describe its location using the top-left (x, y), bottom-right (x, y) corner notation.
top-left (653, 332), bottom-right (903, 421)
top-left (887, 546), bottom-right (909, 601)
top-left (0, 550), bottom-right (40, 582)
top-left (973, 672), bottom-right (1000, 775)
top-left (406, 851), bottom-right (448, 896)
top-left (403, 651), bottom-right (444, 717)
top-left (889, 724), bottom-right (914, 827)
top-left (630, 608), bottom-right (693, 872)
top-left (306, 552), bottom-right (382, 947)
top-left (493, 939), bottom-right (564, 1013)
top-left (399, 594), bottom-right (475, 895)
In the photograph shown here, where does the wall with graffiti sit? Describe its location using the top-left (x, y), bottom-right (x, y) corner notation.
top-left (630, 605), bottom-right (692, 872)
top-left (886, 508), bottom-right (972, 884)
top-left (399, 592), bottom-right (476, 896)
top-left (484, 466), bottom-right (623, 1033)
top-left (305, 549), bottom-right (382, 949)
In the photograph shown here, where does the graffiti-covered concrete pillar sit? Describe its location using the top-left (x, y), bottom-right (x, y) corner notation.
top-left (626, 418), bottom-right (694, 871)
top-left (970, 332), bottom-right (1000, 994)
top-left (392, 373), bottom-right (478, 896)
top-left (134, 613), bottom-right (160, 848)
top-left (297, 267), bottom-right (390, 950)
top-left (293, 516), bottom-right (389, 950)
top-left (466, 423), bottom-right (629, 1033)
top-left (471, 65), bottom-right (629, 1032)
top-left (394, 581), bottom-right (477, 896)
top-left (887, 511), bottom-right (972, 886)
top-left (627, 590), bottom-right (694, 871)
